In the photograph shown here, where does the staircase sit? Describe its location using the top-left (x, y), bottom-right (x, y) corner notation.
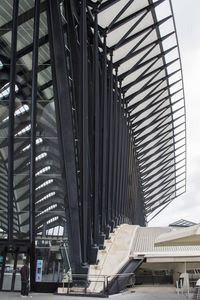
top-left (106, 258), bottom-right (144, 295)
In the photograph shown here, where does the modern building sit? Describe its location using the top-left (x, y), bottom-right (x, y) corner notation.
top-left (73, 224), bottom-right (200, 295)
top-left (133, 226), bottom-right (200, 285)
top-left (0, 0), bottom-right (186, 293)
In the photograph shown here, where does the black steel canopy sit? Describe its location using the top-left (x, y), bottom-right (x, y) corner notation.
top-left (95, 0), bottom-right (186, 221)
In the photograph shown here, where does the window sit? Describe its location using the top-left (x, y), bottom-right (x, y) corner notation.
top-left (0, 83), bottom-right (19, 99)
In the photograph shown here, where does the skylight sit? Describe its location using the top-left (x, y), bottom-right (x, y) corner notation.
top-left (2, 104), bottom-right (29, 123)
top-left (37, 204), bottom-right (57, 217)
top-left (36, 191), bottom-right (56, 204)
top-left (15, 124), bottom-right (31, 136)
top-left (47, 216), bottom-right (59, 224)
top-left (36, 166), bottom-right (51, 176)
top-left (0, 83), bottom-right (19, 99)
top-left (46, 226), bottom-right (64, 236)
top-left (22, 137), bottom-right (43, 152)
top-left (35, 179), bottom-right (54, 191)
top-left (35, 152), bottom-right (47, 162)
top-left (26, 151), bottom-right (47, 166)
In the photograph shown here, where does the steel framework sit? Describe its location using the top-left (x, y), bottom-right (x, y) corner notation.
top-left (0, 0), bottom-right (186, 288)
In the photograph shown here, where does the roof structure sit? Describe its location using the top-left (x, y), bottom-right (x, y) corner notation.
top-left (155, 224), bottom-right (200, 247)
top-left (0, 0), bottom-right (65, 238)
top-left (169, 219), bottom-right (197, 228)
top-left (131, 226), bottom-right (200, 256)
top-left (96, 0), bottom-right (186, 221)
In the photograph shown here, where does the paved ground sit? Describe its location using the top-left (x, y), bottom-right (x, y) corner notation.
top-left (0, 285), bottom-right (193, 299)
top-left (120, 286), bottom-right (190, 299)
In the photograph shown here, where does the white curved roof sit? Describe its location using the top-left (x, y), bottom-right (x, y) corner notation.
top-left (131, 226), bottom-right (200, 258)
top-left (155, 224), bottom-right (200, 246)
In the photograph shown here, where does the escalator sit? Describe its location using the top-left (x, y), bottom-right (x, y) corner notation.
top-left (107, 258), bottom-right (144, 295)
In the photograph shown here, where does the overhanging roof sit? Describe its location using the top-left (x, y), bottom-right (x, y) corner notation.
top-left (169, 219), bottom-right (197, 228)
top-left (155, 224), bottom-right (200, 246)
top-left (94, 0), bottom-right (186, 221)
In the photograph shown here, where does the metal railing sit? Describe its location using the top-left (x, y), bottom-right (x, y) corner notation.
top-left (58, 272), bottom-right (135, 297)
top-left (135, 274), bottom-right (173, 285)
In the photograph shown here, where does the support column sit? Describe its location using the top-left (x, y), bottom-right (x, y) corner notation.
top-left (107, 52), bottom-right (114, 234)
top-left (93, 8), bottom-right (99, 245)
top-left (116, 82), bottom-right (123, 224)
top-left (8, 0), bottom-right (19, 243)
top-left (93, 7), bottom-right (105, 252)
top-left (89, 7), bottom-right (100, 263)
top-left (101, 33), bottom-right (109, 239)
top-left (46, 0), bottom-right (83, 274)
top-left (112, 68), bottom-right (119, 227)
top-left (30, 0), bottom-right (40, 290)
top-left (79, 0), bottom-right (89, 267)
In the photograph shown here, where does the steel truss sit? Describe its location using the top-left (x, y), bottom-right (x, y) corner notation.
top-left (0, 0), bottom-right (186, 278)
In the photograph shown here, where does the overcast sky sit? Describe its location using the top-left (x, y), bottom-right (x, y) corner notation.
top-left (149, 0), bottom-right (200, 226)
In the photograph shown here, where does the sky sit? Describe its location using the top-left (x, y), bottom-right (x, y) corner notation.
top-left (149, 0), bottom-right (200, 226)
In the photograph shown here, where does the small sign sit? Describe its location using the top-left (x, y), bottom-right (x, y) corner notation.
top-left (0, 256), bottom-right (3, 267)
top-left (35, 259), bottom-right (43, 282)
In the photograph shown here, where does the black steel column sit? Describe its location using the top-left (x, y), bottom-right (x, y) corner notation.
top-left (129, 144), bottom-right (135, 222)
top-left (119, 93), bottom-right (126, 222)
top-left (80, 0), bottom-right (89, 266)
top-left (112, 68), bottom-right (119, 226)
top-left (93, 8), bottom-right (99, 246)
top-left (107, 52), bottom-right (114, 233)
top-left (101, 33), bottom-right (109, 238)
top-left (30, 0), bottom-right (40, 290)
top-left (115, 83), bottom-right (122, 224)
top-left (8, 0), bottom-right (19, 243)
top-left (46, 0), bottom-right (83, 273)
top-left (11, 248), bottom-right (19, 291)
top-left (123, 105), bottom-right (130, 222)
top-left (64, 0), bottom-right (80, 115)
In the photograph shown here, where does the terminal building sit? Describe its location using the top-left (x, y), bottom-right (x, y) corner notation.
top-left (0, 0), bottom-right (186, 293)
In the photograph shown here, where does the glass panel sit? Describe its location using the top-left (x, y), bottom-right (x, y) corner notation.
top-left (35, 239), bottom-right (70, 283)
top-left (14, 252), bottom-right (29, 291)
top-left (0, 248), bottom-right (5, 286)
top-left (0, 249), bottom-right (29, 291)
top-left (32, 30), bottom-right (68, 279)
top-left (2, 253), bottom-right (14, 290)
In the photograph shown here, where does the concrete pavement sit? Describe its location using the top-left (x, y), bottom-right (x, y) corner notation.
top-left (0, 285), bottom-right (192, 299)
